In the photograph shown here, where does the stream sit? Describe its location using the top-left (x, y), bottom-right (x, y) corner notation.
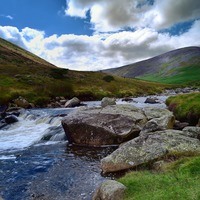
top-left (0, 95), bottom-right (168, 200)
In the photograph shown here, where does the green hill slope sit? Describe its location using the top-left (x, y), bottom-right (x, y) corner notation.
top-left (104, 47), bottom-right (200, 85)
top-left (0, 37), bottom-right (168, 106)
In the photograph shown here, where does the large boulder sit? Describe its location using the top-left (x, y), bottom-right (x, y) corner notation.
top-left (61, 105), bottom-right (175, 147)
top-left (62, 105), bottom-right (147, 147)
top-left (101, 97), bottom-right (116, 107)
top-left (64, 97), bottom-right (81, 108)
top-left (92, 180), bottom-right (126, 200)
top-left (101, 129), bottom-right (200, 173)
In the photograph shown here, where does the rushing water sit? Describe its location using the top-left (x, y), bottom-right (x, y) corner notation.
top-left (0, 95), bottom-right (168, 200)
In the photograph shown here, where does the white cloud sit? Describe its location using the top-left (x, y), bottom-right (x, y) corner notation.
top-left (6, 15), bottom-right (13, 20)
top-left (0, 26), bottom-right (26, 48)
top-left (0, 21), bottom-right (200, 71)
top-left (65, 0), bottom-right (200, 31)
top-left (0, 15), bottom-right (14, 20)
top-left (143, 0), bottom-right (200, 29)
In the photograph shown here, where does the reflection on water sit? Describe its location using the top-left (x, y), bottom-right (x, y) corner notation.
top-left (0, 143), bottom-right (116, 200)
top-left (0, 96), bottom-right (169, 200)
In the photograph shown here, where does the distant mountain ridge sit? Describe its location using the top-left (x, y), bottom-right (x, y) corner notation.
top-left (104, 47), bottom-right (200, 84)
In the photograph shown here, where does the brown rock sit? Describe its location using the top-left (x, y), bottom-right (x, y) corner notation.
top-left (64, 97), bottom-right (81, 108)
top-left (62, 105), bottom-right (146, 147)
top-left (92, 180), bottom-right (126, 200)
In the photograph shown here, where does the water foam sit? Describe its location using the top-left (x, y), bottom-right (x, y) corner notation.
top-left (0, 111), bottom-right (62, 153)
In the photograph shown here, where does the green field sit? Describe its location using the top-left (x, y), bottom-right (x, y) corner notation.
top-left (119, 155), bottom-right (200, 200)
top-left (138, 65), bottom-right (200, 85)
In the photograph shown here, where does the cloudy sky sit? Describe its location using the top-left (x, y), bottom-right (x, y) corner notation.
top-left (0, 0), bottom-right (200, 71)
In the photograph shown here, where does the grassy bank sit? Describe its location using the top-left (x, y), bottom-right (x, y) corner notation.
top-left (0, 69), bottom-right (168, 106)
top-left (166, 92), bottom-right (200, 125)
top-left (119, 155), bottom-right (200, 200)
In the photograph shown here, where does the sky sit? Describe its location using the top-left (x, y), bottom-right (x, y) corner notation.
top-left (0, 0), bottom-right (200, 71)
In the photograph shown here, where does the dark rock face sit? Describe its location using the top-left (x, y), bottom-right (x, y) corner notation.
top-left (62, 113), bottom-right (140, 146)
top-left (92, 180), bottom-right (126, 200)
top-left (62, 105), bottom-right (147, 147)
top-left (5, 115), bottom-right (18, 124)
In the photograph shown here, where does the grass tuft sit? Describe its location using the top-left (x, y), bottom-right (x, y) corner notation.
top-left (119, 156), bottom-right (200, 200)
top-left (166, 92), bottom-right (200, 125)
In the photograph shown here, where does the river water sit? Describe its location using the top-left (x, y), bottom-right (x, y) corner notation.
top-left (0, 95), bottom-right (168, 200)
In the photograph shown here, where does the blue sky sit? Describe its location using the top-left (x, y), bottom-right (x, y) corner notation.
top-left (0, 0), bottom-right (200, 70)
top-left (0, 0), bottom-right (92, 36)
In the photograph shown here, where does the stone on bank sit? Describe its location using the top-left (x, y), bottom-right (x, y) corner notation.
top-left (92, 180), bottom-right (126, 200)
top-left (101, 129), bottom-right (200, 173)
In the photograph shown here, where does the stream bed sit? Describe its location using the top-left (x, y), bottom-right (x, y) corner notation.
top-left (0, 95), bottom-right (169, 200)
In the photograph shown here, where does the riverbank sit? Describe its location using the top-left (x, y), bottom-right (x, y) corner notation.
top-left (0, 90), bottom-right (199, 200)
top-left (91, 92), bottom-right (200, 200)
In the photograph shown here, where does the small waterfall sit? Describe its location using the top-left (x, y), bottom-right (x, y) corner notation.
top-left (0, 109), bottom-right (70, 154)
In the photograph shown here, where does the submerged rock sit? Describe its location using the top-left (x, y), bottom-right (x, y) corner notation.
top-left (144, 97), bottom-right (159, 104)
top-left (92, 180), bottom-right (126, 200)
top-left (101, 129), bottom-right (200, 173)
top-left (5, 115), bottom-right (18, 124)
top-left (0, 121), bottom-right (7, 129)
top-left (121, 97), bottom-right (134, 102)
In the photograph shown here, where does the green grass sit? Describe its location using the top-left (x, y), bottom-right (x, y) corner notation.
top-left (166, 92), bottom-right (200, 125)
top-left (138, 65), bottom-right (200, 85)
top-left (119, 156), bottom-right (200, 200)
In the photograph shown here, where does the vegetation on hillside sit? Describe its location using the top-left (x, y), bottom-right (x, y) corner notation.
top-left (166, 92), bottom-right (200, 125)
top-left (119, 155), bottom-right (200, 200)
top-left (0, 37), bottom-right (169, 106)
top-left (138, 65), bottom-right (200, 85)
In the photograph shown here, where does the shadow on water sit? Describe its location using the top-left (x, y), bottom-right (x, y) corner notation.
top-left (0, 142), bottom-right (117, 200)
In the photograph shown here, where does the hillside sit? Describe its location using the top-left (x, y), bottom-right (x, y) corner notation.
top-left (0, 38), bottom-right (168, 106)
top-left (104, 47), bottom-right (200, 84)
